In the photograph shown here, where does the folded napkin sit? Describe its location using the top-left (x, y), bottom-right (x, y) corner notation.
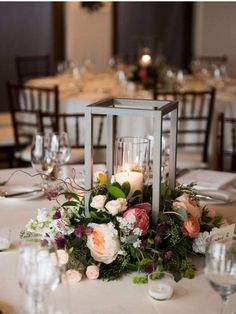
top-left (178, 169), bottom-right (236, 191)
top-left (178, 170), bottom-right (236, 204)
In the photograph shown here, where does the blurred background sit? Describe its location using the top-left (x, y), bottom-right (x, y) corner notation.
top-left (1, 2), bottom-right (236, 112)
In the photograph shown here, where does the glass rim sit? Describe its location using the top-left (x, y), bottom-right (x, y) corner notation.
top-left (148, 271), bottom-right (174, 280)
top-left (115, 136), bottom-right (149, 145)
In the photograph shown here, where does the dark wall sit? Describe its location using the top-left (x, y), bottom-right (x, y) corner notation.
top-left (0, 2), bottom-right (64, 112)
top-left (114, 2), bottom-right (193, 68)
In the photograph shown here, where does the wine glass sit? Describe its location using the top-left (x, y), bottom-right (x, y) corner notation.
top-left (47, 132), bottom-right (71, 180)
top-left (18, 236), bottom-right (61, 314)
top-left (204, 235), bottom-right (236, 314)
top-left (31, 133), bottom-right (54, 190)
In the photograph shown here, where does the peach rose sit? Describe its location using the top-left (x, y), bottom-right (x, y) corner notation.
top-left (173, 193), bottom-right (202, 219)
top-left (86, 265), bottom-right (99, 280)
top-left (63, 269), bottom-right (82, 283)
top-left (87, 223), bottom-right (120, 264)
top-left (181, 215), bottom-right (200, 238)
top-left (51, 249), bottom-right (69, 266)
top-left (123, 207), bottom-right (149, 236)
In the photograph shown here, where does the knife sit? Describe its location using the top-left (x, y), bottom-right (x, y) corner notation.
top-left (1, 188), bottom-right (42, 198)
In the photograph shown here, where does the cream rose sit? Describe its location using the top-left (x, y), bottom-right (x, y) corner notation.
top-left (90, 195), bottom-right (106, 210)
top-left (51, 249), bottom-right (69, 266)
top-left (86, 265), bottom-right (99, 280)
top-left (173, 193), bottom-right (202, 219)
top-left (87, 223), bottom-right (120, 264)
top-left (105, 198), bottom-right (127, 215)
top-left (63, 269), bottom-right (82, 283)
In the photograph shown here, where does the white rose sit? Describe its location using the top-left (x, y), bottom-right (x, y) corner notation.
top-left (105, 200), bottom-right (121, 216)
top-left (86, 265), bottom-right (99, 280)
top-left (90, 195), bottom-right (106, 210)
top-left (87, 223), bottom-right (120, 264)
top-left (63, 269), bottom-right (82, 283)
top-left (192, 231), bottom-right (210, 254)
top-left (51, 249), bottom-right (69, 266)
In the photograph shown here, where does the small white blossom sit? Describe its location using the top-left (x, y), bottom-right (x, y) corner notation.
top-left (192, 231), bottom-right (210, 254)
top-left (133, 239), bottom-right (141, 248)
top-left (133, 228), bottom-right (142, 236)
top-left (36, 208), bottom-right (48, 222)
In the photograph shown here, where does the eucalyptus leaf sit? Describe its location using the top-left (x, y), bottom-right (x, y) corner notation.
top-left (125, 235), bottom-right (138, 244)
top-left (177, 208), bottom-right (187, 221)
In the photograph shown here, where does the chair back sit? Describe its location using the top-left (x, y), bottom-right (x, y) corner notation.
top-left (217, 112), bottom-right (236, 172)
top-left (39, 112), bottom-right (106, 163)
top-left (154, 88), bottom-right (215, 165)
top-left (15, 55), bottom-right (51, 84)
top-left (6, 82), bottom-right (59, 154)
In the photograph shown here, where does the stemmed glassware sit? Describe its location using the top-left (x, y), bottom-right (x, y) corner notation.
top-left (18, 236), bottom-right (61, 314)
top-left (31, 133), bottom-right (54, 190)
top-left (204, 235), bottom-right (236, 314)
top-left (47, 132), bottom-right (71, 180)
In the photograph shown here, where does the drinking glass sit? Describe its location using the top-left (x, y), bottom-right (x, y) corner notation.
top-left (18, 236), bottom-right (61, 314)
top-left (47, 132), bottom-right (71, 180)
top-left (204, 235), bottom-right (236, 314)
top-left (31, 133), bottom-right (54, 190)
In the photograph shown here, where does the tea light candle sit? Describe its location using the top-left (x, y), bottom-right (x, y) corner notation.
top-left (149, 283), bottom-right (173, 300)
top-left (0, 237), bottom-right (10, 250)
top-left (115, 171), bottom-right (143, 198)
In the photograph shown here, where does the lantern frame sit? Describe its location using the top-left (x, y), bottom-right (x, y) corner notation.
top-left (85, 97), bottom-right (178, 223)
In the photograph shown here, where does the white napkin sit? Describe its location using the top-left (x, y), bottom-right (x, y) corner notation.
top-left (178, 169), bottom-right (236, 204)
top-left (178, 169), bottom-right (236, 190)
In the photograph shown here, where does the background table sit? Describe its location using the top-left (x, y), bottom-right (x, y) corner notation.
top-left (0, 166), bottom-right (236, 313)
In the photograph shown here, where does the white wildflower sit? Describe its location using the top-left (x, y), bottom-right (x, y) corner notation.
top-left (133, 239), bottom-right (141, 248)
top-left (192, 231), bottom-right (210, 254)
top-left (133, 228), bottom-right (142, 236)
top-left (36, 208), bottom-right (48, 222)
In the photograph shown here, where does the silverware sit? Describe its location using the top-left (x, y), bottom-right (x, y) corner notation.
top-left (0, 188), bottom-right (42, 198)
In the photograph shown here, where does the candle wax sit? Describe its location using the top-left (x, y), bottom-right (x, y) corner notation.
top-left (0, 237), bottom-right (10, 250)
top-left (149, 283), bottom-right (173, 300)
top-left (115, 171), bottom-right (143, 198)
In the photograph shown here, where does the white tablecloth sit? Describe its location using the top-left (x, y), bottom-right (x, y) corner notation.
top-left (0, 166), bottom-right (236, 313)
top-left (26, 73), bottom-right (236, 170)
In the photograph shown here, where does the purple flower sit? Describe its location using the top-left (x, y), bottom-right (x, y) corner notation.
top-left (156, 222), bottom-right (171, 235)
top-left (55, 233), bottom-right (67, 249)
top-left (47, 190), bottom-right (60, 201)
top-left (52, 209), bottom-right (61, 220)
top-left (154, 235), bottom-right (162, 247)
top-left (74, 225), bottom-right (93, 238)
top-left (161, 250), bottom-right (173, 261)
top-left (140, 239), bottom-right (147, 250)
top-left (144, 262), bottom-right (157, 274)
top-left (64, 194), bottom-right (71, 200)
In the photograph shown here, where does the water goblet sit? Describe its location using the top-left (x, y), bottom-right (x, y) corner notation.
top-left (18, 236), bottom-right (61, 314)
top-left (47, 132), bottom-right (71, 180)
top-left (31, 133), bottom-right (54, 190)
top-left (204, 235), bottom-right (236, 314)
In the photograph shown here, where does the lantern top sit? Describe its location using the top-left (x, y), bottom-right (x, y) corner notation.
top-left (86, 97), bottom-right (177, 117)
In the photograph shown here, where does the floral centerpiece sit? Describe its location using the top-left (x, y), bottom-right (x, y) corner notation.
top-left (127, 52), bottom-right (168, 91)
top-left (21, 171), bottom-right (223, 283)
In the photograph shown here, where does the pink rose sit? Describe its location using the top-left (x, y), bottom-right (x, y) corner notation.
top-left (51, 249), bottom-right (69, 266)
top-left (118, 198), bottom-right (128, 212)
top-left (173, 193), bottom-right (202, 219)
top-left (90, 195), bottom-right (106, 209)
top-left (123, 207), bottom-right (150, 236)
top-left (87, 223), bottom-right (120, 264)
top-left (181, 215), bottom-right (200, 238)
top-left (63, 269), bottom-right (82, 283)
top-left (86, 265), bottom-right (99, 280)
